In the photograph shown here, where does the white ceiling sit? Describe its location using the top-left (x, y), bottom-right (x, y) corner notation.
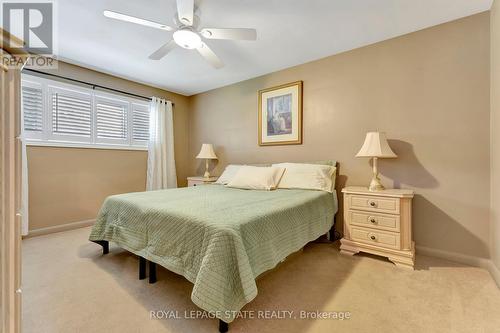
top-left (56, 0), bottom-right (493, 96)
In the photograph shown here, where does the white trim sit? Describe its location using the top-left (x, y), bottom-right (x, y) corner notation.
top-left (24, 219), bottom-right (95, 239)
top-left (25, 139), bottom-right (148, 151)
top-left (417, 245), bottom-right (500, 288)
top-left (488, 261), bottom-right (500, 288)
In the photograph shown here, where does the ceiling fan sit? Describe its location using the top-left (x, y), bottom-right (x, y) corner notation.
top-left (103, 0), bottom-right (257, 69)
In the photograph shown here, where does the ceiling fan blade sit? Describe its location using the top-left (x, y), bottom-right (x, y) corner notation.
top-left (196, 42), bottom-right (224, 69)
top-left (104, 10), bottom-right (173, 31)
top-left (200, 28), bottom-right (257, 40)
top-left (149, 40), bottom-right (177, 60)
top-left (176, 0), bottom-right (194, 26)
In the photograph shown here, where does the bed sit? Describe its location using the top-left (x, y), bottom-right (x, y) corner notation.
top-left (89, 183), bottom-right (337, 331)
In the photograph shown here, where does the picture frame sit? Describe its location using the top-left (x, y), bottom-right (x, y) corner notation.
top-left (258, 81), bottom-right (303, 146)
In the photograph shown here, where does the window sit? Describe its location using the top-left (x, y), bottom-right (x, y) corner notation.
top-left (21, 81), bottom-right (44, 139)
top-left (50, 86), bottom-right (92, 142)
top-left (95, 95), bottom-right (128, 145)
top-left (21, 74), bottom-right (150, 150)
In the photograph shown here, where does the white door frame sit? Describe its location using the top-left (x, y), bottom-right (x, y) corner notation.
top-left (1, 29), bottom-right (26, 333)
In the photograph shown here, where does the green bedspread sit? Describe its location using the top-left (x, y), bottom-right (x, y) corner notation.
top-left (89, 185), bottom-right (337, 322)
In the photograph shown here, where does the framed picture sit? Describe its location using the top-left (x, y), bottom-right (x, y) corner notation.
top-left (258, 81), bottom-right (303, 146)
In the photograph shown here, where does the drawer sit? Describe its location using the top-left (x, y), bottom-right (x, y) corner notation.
top-left (348, 194), bottom-right (400, 214)
top-left (348, 210), bottom-right (400, 232)
top-left (350, 226), bottom-right (401, 250)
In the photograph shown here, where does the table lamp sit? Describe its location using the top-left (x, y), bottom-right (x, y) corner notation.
top-left (356, 132), bottom-right (397, 191)
top-left (196, 144), bottom-right (218, 179)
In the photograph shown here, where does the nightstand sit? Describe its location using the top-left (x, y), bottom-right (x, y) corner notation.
top-left (340, 186), bottom-right (415, 269)
top-left (187, 176), bottom-right (218, 187)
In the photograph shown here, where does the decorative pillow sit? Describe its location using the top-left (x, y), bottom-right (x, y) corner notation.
top-left (215, 164), bottom-right (243, 184)
top-left (272, 162), bottom-right (336, 192)
top-left (226, 166), bottom-right (285, 190)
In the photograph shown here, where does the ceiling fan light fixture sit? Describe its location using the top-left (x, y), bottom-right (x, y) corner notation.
top-left (173, 29), bottom-right (202, 49)
top-left (201, 30), bottom-right (212, 38)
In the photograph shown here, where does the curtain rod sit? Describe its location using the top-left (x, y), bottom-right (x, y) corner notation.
top-left (22, 68), bottom-right (174, 105)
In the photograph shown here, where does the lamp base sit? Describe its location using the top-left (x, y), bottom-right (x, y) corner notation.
top-left (368, 175), bottom-right (385, 192)
top-left (367, 156), bottom-right (385, 191)
top-left (203, 159), bottom-right (210, 179)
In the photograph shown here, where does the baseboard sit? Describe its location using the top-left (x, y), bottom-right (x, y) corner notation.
top-left (416, 245), bottom-right (500, 288)
top-left (487, 260), bottom-right (500, 288)
top-left (23, 222), bottom-right (500, 286)
top-left (25, 219), bottom-right (95, 238)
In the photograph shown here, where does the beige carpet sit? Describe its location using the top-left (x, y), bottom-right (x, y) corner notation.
top-left (23, 227), bottom-right (500, 333)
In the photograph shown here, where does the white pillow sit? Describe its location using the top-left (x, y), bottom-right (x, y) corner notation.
top-left (226, 166), bottom-right (285, 190)
top-left (272, 163), bottom-right (336, 193)
top-left (215, 164), bottom-right (243, 184)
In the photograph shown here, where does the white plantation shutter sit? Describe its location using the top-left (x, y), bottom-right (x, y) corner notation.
top-left (21, 81), bottom-right (44, 139)
top-left (21, 74), bottom-right (152, 149)
top-left (95, 96), bottom-right (128, 144)
top-left (50, 87), bottom-right (92, 142)
top-left (132, 103), bottom-right (150, 144)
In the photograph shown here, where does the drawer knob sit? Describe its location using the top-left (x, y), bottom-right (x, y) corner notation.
top-left (370, 235), bottom-right (376, 240)
top-left (370, 218), bottom-right (376, 223)
top-left (369, 201), bottom-right (376, 207)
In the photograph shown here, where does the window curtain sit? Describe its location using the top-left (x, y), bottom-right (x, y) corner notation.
top-left (146, 97), bottom-right (177, 190)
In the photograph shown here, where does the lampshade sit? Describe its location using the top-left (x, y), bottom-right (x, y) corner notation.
top-left (196, 144), bottom-right (218, 159)
top-left (356, 132), bottom-right (397, 158)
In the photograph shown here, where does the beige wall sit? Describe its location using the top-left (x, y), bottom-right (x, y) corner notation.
top-left (27, 62), bottom-right (190, 232)
top-left (28, 147), bottom-right (147, 230)
top-left (28, 13), bottom-right (494, 261)
top-left (491, 1), bottom-right (500, 270)
top-left (189, 13), bottom-right (491, 258)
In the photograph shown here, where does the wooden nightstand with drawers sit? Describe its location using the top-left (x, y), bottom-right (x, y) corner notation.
top-left (340, 186), bottom-right (415, 269)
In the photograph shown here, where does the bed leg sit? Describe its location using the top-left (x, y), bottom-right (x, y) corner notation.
top-left (328, 227), bottom-right (335, 241)
top-left (219, 320), bottom-right (229, 333)
top-left (149, 261), bottom-right (157, 284)
top-left (139, 257), bottom-right (147, 280)
top-left (92, 240), bottom-right (109, 254)
top-left (328, 217), bottom-right (339, 242)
